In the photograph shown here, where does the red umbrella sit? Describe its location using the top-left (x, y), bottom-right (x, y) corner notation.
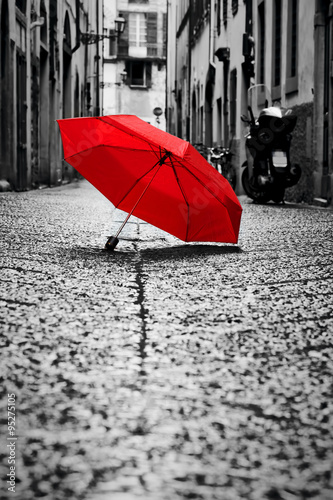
top-left (57, 115), bottom-right (242, 250)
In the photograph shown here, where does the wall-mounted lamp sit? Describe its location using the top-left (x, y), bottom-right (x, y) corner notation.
top-left (114, 16), bottom-right (126, 36)
top-left (119, 69), bottom-right (127, 84)
top-left (81, 15), bottom-right (126, 45)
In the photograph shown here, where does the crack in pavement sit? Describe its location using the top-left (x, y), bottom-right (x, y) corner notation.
top-left (133, 233), bottom-right (148, 375)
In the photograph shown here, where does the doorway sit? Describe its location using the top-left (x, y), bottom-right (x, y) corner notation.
top-left (16, 50), bottom-right (27, 190)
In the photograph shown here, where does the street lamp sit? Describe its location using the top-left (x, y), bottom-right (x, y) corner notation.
top-left (81, 15), bottom-right (126, 45)
top-left (114, 16), bottom-right (126, 36)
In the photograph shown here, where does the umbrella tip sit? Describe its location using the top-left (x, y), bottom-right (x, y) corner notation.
top-left (105, 236), bottom-right (119, 251)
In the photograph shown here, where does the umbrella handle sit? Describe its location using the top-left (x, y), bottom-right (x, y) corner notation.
top-left (105, 235), bottom-right (119, 251)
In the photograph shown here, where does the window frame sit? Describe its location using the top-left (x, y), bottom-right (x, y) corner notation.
top-left (258, 1), bottom-right (265, 85)
top-left (129, 12), bottom-right (147, 48)
top-left (126, 60), bottom-right (152, 88)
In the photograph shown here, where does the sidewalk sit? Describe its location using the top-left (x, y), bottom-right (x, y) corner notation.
top-left (0, 180), bottom-right (332, 500)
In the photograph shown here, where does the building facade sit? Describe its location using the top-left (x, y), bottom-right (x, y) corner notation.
top-left (0, 0), bottom-right (102, 191)
top-left (167, 0), bottom-right (333, 205)
top-left (103, 0), bottom-right (167, 130)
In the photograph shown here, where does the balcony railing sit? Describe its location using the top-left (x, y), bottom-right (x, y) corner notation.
top-left (118, 42), bottom-right (166, 59)
top-left (147, 43), bottom-right (166, 58)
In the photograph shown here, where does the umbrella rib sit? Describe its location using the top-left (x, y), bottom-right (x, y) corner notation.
top-left (148, 143), bottom-right (162, 162)
top-left (116, 163), bottom-right (160, 208)
top-left (164, 156), bottom-right (228, 208)
top-left (116, 150), bottom-right (171, 208)
top-left (170, 157), bottom-right (190, 242)
top-left (180, 164), bottom-right (227, 209)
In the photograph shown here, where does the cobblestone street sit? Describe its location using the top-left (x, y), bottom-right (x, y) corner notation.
top-left (0, 180), bottom-right (332, 500)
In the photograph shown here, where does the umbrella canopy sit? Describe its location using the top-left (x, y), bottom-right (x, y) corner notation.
top-left (57, 115), bottom-right (242, 246)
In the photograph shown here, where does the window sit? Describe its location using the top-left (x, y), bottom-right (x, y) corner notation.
top-left (162, 13), bottom-right (167, 57)
top-left (147, 12), bottom-right (158, 56)
top-left (117, 11), bottom-right (159, 58)
top-left (117, 11), bottom-right (129, 56)
top-left (223, 0), bottom-right (228, 25)
top-left (290, 0), bottom-right (297, 77)
top-left (129, 12), bottom-right (147, 48)
top-left (191, 0), bottom-right (206, 36)
top-left (40, 0), bottom-right (47, 45)
top-left (232, 0), bottom-right (238, 16)
top-left (216, 0), bottom-right (221, 35)
top-left (125, 60), bottom-right (152, 87)
top-left (131, 61), bottom-right (144, 85)
top-left (272, 0), bottom-right (282, 92)
top-left (16, 20), bottom-right (26, 53)
top-left (230, 69), bottom-right (237, 137)
top-left (16, 0), bottom-right (26, 12)
top-left (109, 30), bottom-right (116, 56)
top-left (286, 0), bottom-right (298, 93)
top-left (258, 2), bottom-right (265, 84)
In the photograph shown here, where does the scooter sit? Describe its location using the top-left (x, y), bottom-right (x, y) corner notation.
top-left (241, 85), bottom-right (301, 203)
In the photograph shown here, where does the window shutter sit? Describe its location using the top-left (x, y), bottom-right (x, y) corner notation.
top-left (146, 62), bottom-right (152, 88)
top-left (109, 33), bottom-right (117, 56)
top-left (117, 11), bottom-right (129, 56)
top-left (147, 12), bottom-right (157, 44)
top-left (162, 13), bottom-right (167, 57)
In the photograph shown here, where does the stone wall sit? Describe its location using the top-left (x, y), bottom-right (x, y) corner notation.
top-left (285, 102), bottom-right (314, 204)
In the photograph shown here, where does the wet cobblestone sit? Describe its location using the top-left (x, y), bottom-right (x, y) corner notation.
top-left (0, 180), bottom-right (332, 500)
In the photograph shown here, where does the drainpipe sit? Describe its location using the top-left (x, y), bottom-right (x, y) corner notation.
top-left (187, 0), bottom-right (192, 141)
top-left (166, 1), bottom-right (169, 132)
top-left (95, 0), bottom-right (100, 116)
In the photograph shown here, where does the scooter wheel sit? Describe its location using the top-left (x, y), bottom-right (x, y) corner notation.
top-left (241, 165), bottom-right (270, 203)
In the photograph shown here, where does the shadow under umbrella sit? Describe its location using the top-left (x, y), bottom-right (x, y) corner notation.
top-left (140, 243), bottom-right (243, 261)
